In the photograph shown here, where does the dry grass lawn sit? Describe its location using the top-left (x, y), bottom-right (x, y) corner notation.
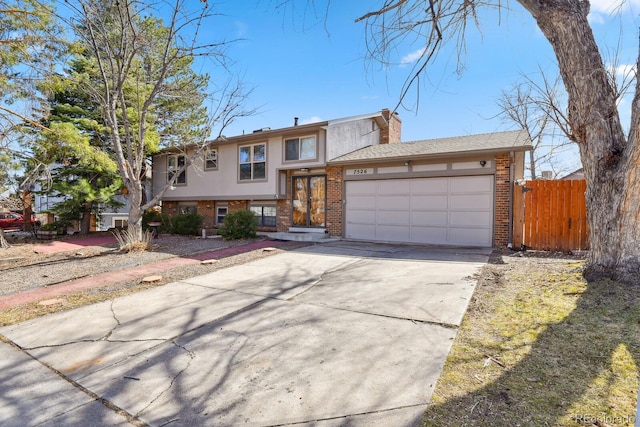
top-left (423, 252), bottom-right (639, 427)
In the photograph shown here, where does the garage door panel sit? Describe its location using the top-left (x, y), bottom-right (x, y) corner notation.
top-left (346, 210), bottom-right (376, 224)
top-left (412, 211), bottom-right (448, 226)
top-left (345, 176), bottom-right (494, 247)
top-left (377, 180), bottom-right (410, 195)
top-left (348, 180), bottom-right (377, 194)
top-left (411, 178), bottom-right (448, 193)
top-left (348, 196), bottom-right (377, 210)
top-left (450, 176), bottom-right (492, 192)
top-left (412, 195), bottom-right (448, 209)
top-left (377, 196), bottom-right (410, 210)
top-left (410, 226), bottom-right (448, 244)
top-left (450, 194), bottom-right (492, 210)
top-left (449, 228), bottom-right (492, 246)
top-left (376, 225), bottom-right (410, 242)
top-left (450, 211), bottom-right (492, 226)
top-left (377, 210), bottom-right (411, 225)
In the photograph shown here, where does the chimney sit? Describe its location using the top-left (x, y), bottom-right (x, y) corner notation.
top-left (380, 108), bottom-right (402, 144)
top-left (294, 117), bottom-right (299, 126)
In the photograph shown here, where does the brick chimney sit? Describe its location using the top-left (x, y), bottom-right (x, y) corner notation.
top-left (380, 108), bottom-right (401, 144)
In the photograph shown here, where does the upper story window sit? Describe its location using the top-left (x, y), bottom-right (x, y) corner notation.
top-left (239, 143), bottom-right (266, 181)
top-left (167, 154), bottom-right (186, 185)
top-left (285, 136), bottom-right (316, 161)
top-left (205, 148), bottom-right (218, 170)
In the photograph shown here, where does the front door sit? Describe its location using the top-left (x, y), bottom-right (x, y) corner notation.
top-left (292, 175), bottom-right (326, 227)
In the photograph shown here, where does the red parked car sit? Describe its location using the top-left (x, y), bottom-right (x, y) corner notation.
top-left (0, 211), bottom-right (40, 230)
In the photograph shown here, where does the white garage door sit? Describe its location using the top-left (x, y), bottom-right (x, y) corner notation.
top-left (345, 176), bottom-right (494, 247)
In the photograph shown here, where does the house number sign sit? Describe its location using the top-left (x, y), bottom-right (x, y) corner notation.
top-left (347, 168), bottom-right (372, 176)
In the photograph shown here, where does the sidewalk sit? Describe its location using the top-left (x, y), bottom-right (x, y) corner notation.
top-left (0, 239), bottom-right (288, 310)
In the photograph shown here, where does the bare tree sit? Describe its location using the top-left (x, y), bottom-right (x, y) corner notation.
top-left (497, 73), bottom-right (577, 179)
top-left (61, 0), bottom-right (254, 241)
top-left (352, 0), bottom-right (640, 284)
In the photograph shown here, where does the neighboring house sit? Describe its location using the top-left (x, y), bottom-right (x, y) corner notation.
top-left (152, 109), bottom-right (531, 247)
top-left (33, 177), bottom-right (138, 232)
top-left (561, 168), bottom-right (584, 180)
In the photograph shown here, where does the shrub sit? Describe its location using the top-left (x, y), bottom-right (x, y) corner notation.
top-left (112, 228), bottom-right (152, 252)
top-left (170, 212), bottom-right (203, 236)
top-left (219, 210), bottom-right (257, 240)
top-left (142, 209), bottom-right (171, 234)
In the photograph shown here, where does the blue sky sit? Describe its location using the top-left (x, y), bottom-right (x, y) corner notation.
top-left (198, 0), bottom-right (640, 153)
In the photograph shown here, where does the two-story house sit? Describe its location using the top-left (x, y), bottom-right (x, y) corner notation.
top-left (152, 109), bottom-right (531, 247)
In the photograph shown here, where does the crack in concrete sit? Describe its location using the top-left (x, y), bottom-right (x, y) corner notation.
top-left (100, 300), bottom-right (121, 341)
top-left (0, 338), bottom-right (148, 426)
top-left (265, 402), bottom-right (428, 426)
top-left (287, 258), bottom-right (367, 301)
top-left (135, 341), bottom-right (196, 420)
top-left (292, 300), bottom-right (461, 330)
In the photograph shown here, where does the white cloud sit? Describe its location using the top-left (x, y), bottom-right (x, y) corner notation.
top-left (587, 12), bottom-right (605, 24)
top-left (609, 63), bottom-right (636, 79)
top-left (400, 47), bottom-right (426, 66)
top-left (300, 116), bottom-right (322, 125)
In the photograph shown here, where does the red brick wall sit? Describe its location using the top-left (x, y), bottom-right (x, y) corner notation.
top-left (277, 199), bottom-right (290, 232)
top-left (162, 201), bottom-right (178, 217)
top-left (277, 171), bottom-right (292, 232)
top-left (228, 200), bottom-right (248, 213)
top-left (197, 200), bottom-right (215, 229)
top-left (380, 109), bottom-right (402, 144)
top-left (494, 154), bottom-right (511, 247)
top-left (326, 166), bottom-right (343, 237)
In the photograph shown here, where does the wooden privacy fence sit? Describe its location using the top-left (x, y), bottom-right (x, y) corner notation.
top-left (513, 180), bottom-right (589, 252)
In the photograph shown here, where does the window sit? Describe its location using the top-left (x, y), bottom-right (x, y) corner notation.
top-left (216, 206), bottom-right (228, 225)
top-left (205, 149), bottom-right (218, 170)
top-left (167, 154), bottom-right (186, 184)
top-left (285, 136), bottom-right (316, 161)
top-left (239, 143), bottom-right (266, 181)
top-left (250, 205), bottom-right (277, 227)
top-left (114, 218), bottom-right (128, 228)
top-left (178, 203), bottom-right (197, 215)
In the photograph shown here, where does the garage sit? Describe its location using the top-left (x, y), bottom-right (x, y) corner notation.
top-left (345, 175), bottom-right (494, 247)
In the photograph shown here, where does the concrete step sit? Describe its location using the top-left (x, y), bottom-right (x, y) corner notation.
top-left (264, 232), bottom-right (341, 243)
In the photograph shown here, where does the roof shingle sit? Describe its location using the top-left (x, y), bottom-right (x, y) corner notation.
top-left (329, 129), bottom-right (531, 163)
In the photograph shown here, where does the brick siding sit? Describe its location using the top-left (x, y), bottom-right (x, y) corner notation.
top-left (326, 166), bottom-right (343, 237)
top-left (494, 154), bottom-right (511, 247)
top-left (197, 200), bottom-right (215, 229)
top-left (162, 201), bottom-right (178, 217)
top-left (380, 109), bottom-right (402, 144)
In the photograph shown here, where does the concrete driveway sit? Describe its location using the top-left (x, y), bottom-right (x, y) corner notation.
top-left (0, 241), bottom-right (489, 427)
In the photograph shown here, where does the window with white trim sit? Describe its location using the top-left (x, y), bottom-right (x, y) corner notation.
top-left (239, 143), bottom-right (266, 181)
top-left (285, 136), bottom-right (316, 161)
top-left (167, 154), bottom-right (186, 184)
top-left (114, 218), bottom-right (128, 228)
top-left (216, 206), bottom-right (228, 225)
top-left (250, 205), bottom-right (277, 227)
top-left (205, 148), bottom-right (218, 170)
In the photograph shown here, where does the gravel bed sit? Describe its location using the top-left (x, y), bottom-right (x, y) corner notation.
top-left (0, 234), bottom-right (278, 297)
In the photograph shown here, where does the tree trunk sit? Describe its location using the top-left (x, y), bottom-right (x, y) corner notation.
top-left (126, 183), bottom-right (144, 242)
top-left (80, 202), bottom-right (93, 235)
top-left (0, 228), bottom-right (10, 249)
top-left (23, 192), bottom-right (33, 233)
top-left (518, 0), bottom-right (640, 284)
top-left (529, 149), bottom-right (536, 180)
